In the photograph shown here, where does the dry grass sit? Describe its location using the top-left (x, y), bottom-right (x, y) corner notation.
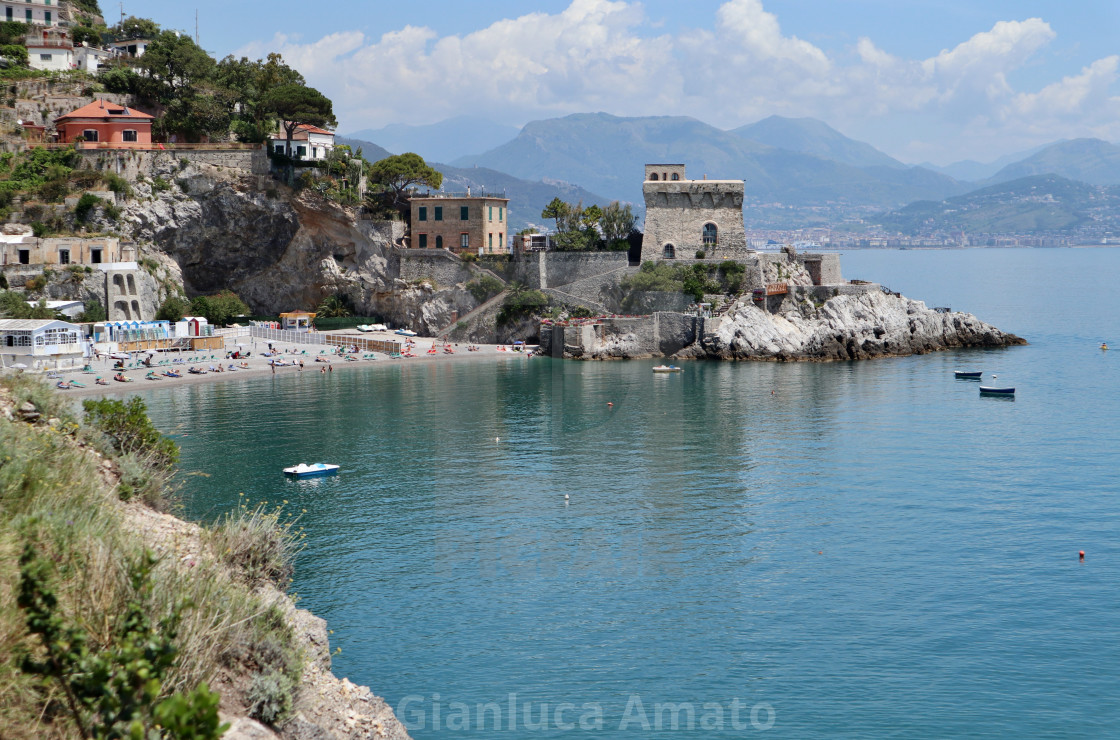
top-left (0, 378), bottom-right (305, 737)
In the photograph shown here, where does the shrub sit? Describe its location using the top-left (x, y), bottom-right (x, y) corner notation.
top-left (155, 295), bottom-right (189, 322)
top-left (23, 274), bottom-right (46, 292)
top-left (103, 171), bottom-right (132, 195)
top-left (189, 291), bottom-right (249, 326)
top-left (466, 274), bottom-right (504, 302)
top-left (82, 396), bottom-right (180, 469)
top-left (247, 670), bottom-right (295, 726)
top-left (74, 192), bottom-right (101, 221)
top-left (38, 177), bottom-right (69, 202)
top-left (78, 296), bottom-right (106, 322)
top-left (695, 250), bottom-right (706, 259)
top-left (497, 284), bottom-right (550, 325)
top-left (206, 502), bottom-right (299, 588)
top-left (152, 176), bottom-right (171, 192)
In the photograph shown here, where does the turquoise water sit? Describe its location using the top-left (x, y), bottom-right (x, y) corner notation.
top-left (139, 248), bottom-right (1120, 737)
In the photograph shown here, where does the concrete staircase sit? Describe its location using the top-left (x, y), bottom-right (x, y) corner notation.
top-left (435, 289), bottom-right (508, 339)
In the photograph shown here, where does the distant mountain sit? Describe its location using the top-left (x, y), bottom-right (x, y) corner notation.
top-left (454, 112), bottom-right (966, 208)
top-left (335, 136), bottom-right (392, 162)
top-left (430, 163), bottom-right (609, 232)
top-left (732, 115), bottom-right (905, 170)
top-left (341, 136), bottom-right (608, 232)
top-left (985, 139), bottom-right (1120, 187)
top-left (878, 174), bottom-right (1120, 234)
top-left (918, 143), bottom-right (1057, 182)
top-left (344, 117), bottom-right (521, 165)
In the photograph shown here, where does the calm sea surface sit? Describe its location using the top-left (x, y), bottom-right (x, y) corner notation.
top-left (139, 248), bottom-right (1120, 738)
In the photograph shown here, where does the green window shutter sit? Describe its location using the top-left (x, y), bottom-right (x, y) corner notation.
top-left (418, 206), bottom-right (427, 221)
top-left (488, 206), bottom-right (492, 220)
top-left (435, 206), bottom-right (443, 221)
top-left (499, 207), bottom-right (503, 222)
top-left (488, 233), bottom-right (493, 248)
top-left (460, 206), bottom-right (469, 220)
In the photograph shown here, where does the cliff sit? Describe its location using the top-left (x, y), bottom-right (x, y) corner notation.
top-left (0, 378), bottom-right (413, 740)
top-left (555, 290), bottom-right (1025, 361)
top-left (103, 156), bottom-right (485, 334)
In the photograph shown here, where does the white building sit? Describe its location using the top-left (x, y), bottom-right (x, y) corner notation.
top-left (107, 38), bottom-right (150, 58)
top-left (0, 0), bottom-right (60, 27)
top-left (0, 319), bottom-right (86, 370)
top-left (26, 300), bottom-right (84, 318)
top-left (74, 44), bottom-right (114, 73)
top-left (26, 27), bottom-right (72, 71)
top-left (269, 123), bottom-right (336, 161)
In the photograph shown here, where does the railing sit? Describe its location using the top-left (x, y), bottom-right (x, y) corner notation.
top-left (411, 191), bottom-right (507, 199)
top-left (324, 335), bottom-right (401, 354)
top-left (250, 326), bottom-right (327, 346)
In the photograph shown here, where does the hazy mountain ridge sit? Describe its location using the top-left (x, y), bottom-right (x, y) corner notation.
top-left (878, 174), bottom-right (1120, 234)
top-left (984, 138), bottom-right (1120, 187)
top-left (732, 115), bottom-right (907, 170)
top-left (344, 116), bottom-right (521, 165)
top-left (453, 112), bottom-right (966, 208)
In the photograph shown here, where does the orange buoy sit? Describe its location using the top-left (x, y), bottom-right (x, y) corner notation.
top-left (1080, 550), bottom-right (1085, 561)
top-left (607, 402), bottom-right (613, 407)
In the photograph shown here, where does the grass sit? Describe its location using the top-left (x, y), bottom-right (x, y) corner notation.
top-left (0, 378), bottom-right (306, 736)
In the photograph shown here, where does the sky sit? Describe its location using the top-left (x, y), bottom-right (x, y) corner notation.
top-left (136, 0), bottom-right (1120, 165)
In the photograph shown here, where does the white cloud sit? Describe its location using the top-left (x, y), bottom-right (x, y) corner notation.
top-left (234, 1), bottom-right (1120, 162)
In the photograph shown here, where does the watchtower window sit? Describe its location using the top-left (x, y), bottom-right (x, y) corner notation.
top-left (663, 244), bottom-right (676, 260)
top-left (650, 173), bottom-right (659, 181)
top-left (671, 173), bottom-right (680, 181)
top-left (702, 223), bottom-right (718, 246)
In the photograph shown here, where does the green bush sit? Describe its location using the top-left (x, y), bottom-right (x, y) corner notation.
top-left (74, 192), bottom-right (101, 221)
top-left (0, 44), bottom-right (28, 66)
top-left (78, 296), bottom-right (106, 323)
top-left (82, 396), bottom-right (180, 469)
top-left (155, 295), bottom-right (189, 322)
top-left (497, 284), bottom-right (550, 325)
top-left (189, 291), bottom-right (249, 326)
top-left (23, 274), bottom-right (46, 292)
top-left (466, 274), bottom-right (504, 302)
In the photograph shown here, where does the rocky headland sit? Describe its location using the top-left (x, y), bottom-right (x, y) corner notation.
top-left (554, 290), bottom-right (1025, 361)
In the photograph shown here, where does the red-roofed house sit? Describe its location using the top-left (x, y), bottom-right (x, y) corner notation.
top-left (268, 122), bottom-right (335, 161)
top-left (54, 100), bottom-right (154, 148)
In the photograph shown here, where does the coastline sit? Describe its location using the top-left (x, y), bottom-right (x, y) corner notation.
top-left (46, 333), bottom-right (538, 399)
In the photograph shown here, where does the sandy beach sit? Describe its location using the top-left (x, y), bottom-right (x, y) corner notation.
top-left (34, 330), bottom-right (539, 399)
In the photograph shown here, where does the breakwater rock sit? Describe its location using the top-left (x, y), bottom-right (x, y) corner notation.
top-left (548, 290), bottom-right (1025, 361)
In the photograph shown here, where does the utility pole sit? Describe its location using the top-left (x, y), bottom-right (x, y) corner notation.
top-left (119, 2), bottom-right (124, 25)
top-left (195, 9), bottom-right (199, 44)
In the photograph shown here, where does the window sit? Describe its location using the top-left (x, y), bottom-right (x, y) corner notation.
top-left (58, 249), bottom-right (69, 265)
top-left (82, 129), bottom-right (98, 142)
top-left (25, 9), bottom-right (31, 21)
top-left (418, 233), bottom-right (427, 248)
top-left (418, 206), bottom-right (427, 221)
top-left (434, 206), bottom-right (443, 221)
top-left (488, 206), bottom-right (492, 221)
top-left (5, 9), bottom-right (11, 20)
top-left (650, 173), bottom-right (659, 181)
top-left (663, 244), bottom-right (676, 259)
top-left (90, 248), bottom-right (102, 264)
top-left (460, 206), bottom-right (469, 220)
top-left (40, 54), bottom-right (52, 62)
top-left (44, 10), bottom-right (50, 23)
top-left (499, 207), bottom-right (503, 222)
top-left (296, 145), bottom-right (306, 158)
top-left (499, 232), bottom-right (503, 249)
top-left (702, 223), bottom-right (718, 246)
top-left (488, 233), bottom-right (493, 249)
top-left (18, 249), bottom-right (29, 265)
top-left (122, 130), bottom-right (137, 142)
top-left (671, 173), bottom-right (680, 181)
top-left (460, 233), bottom-right (469, 249)
top-left (435, 235), bottom-right (443, 249)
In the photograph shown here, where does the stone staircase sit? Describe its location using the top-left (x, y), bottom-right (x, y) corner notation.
top-left (435, 289), bottom-right (508, 339)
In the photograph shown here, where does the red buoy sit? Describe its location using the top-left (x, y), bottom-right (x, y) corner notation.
top-left (1080, 550), bottom-right (1085, 561)
top-left (607, 402), bottom-right (613, 407)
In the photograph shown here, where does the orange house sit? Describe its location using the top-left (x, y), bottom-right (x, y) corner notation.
top-left (54, 100), bottom-right (154, 148)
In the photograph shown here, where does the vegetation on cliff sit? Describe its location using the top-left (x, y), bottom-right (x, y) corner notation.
top-left (620, 260), bottom-right (747, 304)
top-left (541, 197), bottom-right (636, 251)
top-left (0, 377), bottom-right (304, 737)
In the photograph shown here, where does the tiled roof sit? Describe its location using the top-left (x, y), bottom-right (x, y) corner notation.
top-left (0, 319), bottom-right (77, 331)
top-left (55, 100), bottom-right (155, 121)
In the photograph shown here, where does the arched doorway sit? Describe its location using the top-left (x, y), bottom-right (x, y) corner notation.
top-left (663, 244), bottom-right (676, 259)
top-left (435, 235), bottom-right (443, 249)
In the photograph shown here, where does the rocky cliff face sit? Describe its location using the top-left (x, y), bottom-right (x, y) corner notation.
top-left (120, 162), bottom-right (481, 334)
top-left (567, 290), bottom-right (1024, 361)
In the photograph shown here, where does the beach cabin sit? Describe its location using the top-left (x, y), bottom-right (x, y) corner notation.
top-left (0, 319), bottom-right (86, 370)
top-left (280, 311), bottom-right (315, 332)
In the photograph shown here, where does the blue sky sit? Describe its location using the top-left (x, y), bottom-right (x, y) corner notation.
top-left (137, 0), bottom-right (1120, 165)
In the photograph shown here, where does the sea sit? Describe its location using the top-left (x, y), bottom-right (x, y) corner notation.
top-left (137, 248), bottom-right (1120, 738)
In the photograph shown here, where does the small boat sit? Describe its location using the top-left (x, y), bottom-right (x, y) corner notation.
top-left (356, 324), bottom-right (373, 332)
top-left (395, 329), bottom-right (418, 337)
top-left (652, 365), bottom-right (683, 373)
top-left (283, 462), bottom-right (340, 478)
top-left (954, 370), bottom-right (982, 379)
top-left (979, 386), bottom-right (1015, 396)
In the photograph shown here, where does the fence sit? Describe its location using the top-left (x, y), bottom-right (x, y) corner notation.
top-left (250, 326), bottom-right (401, 355)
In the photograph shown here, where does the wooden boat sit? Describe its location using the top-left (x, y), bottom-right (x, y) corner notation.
top-left (652, 365), bottom-right (683, 373)
top-left (954, 371), bottom-right (982, 379)
top-left (979, 386), bottom-right (1015, 396)
top-left (283, 462), bottom-right (340, 478)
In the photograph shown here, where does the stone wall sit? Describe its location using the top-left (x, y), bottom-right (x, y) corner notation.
top-left (642, 179), bottom-right (748, 262)
top-left (78, 148), bottom-right (267, 180)
top-left (398, 249), bottom-right (476, 287)
top-left (514, 251), bottom-right (632, 289)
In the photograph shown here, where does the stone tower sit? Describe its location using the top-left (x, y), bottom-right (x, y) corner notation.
top-left (641, 164), bottom-right (748, 261)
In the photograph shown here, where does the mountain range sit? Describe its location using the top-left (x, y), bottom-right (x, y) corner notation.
top-left (345, 116), bottom-right (521, 166)
top-left (345, 113), bottom-right (1120, 235)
